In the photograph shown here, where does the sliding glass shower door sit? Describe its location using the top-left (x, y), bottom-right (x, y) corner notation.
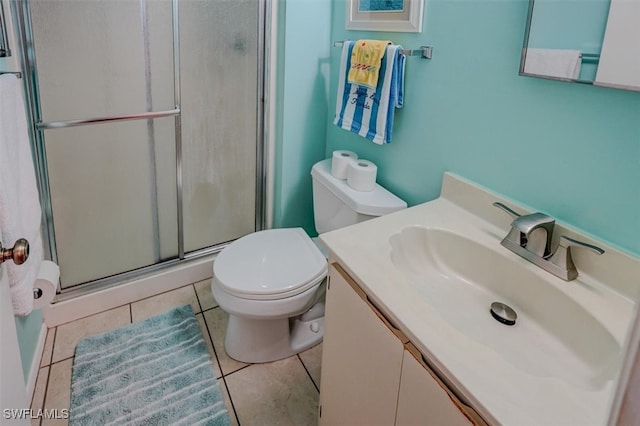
top-left (21, 0), bottom-right (262, 290)
top-left (179, 0), bottom-right (258, 253)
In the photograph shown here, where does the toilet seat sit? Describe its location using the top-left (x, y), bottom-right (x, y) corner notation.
top-left (213, 228), bottom-right (327, 301)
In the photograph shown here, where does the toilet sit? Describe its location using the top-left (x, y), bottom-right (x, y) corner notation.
top-left (211, 158), bottom-right (407, 363)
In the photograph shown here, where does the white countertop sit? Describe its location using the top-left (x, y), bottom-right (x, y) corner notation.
top-left (319, 173), bottom-right (640, 426)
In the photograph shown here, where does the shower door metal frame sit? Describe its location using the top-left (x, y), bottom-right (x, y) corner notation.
top-left (13, 0), bottom-right (268, 298)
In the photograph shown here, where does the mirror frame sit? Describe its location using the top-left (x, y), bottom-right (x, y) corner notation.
top-left (519, 0), bottom-right (601, 86)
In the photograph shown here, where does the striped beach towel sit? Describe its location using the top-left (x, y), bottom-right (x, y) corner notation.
top-left (334, 40), bottom-right (406, 145)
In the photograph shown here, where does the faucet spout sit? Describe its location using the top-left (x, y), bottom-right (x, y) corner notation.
top-left (511, 213), bottom-right (555, 257)
top-left (493, 201), bottom-right (602, 281)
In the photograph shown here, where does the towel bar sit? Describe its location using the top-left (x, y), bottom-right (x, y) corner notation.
top-left (333, 41), bottom-right (432, 59)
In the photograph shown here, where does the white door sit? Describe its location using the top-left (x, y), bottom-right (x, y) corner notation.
top-left (0, 236), bottom-right (30, 425)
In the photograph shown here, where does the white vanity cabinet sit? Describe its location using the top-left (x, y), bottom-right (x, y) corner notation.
top-left (397, 344), bottom-right (486, 426)
top-left (318, 262), bottom-right (407, 425)
top-left (319, 262), bottom-right (487, 426)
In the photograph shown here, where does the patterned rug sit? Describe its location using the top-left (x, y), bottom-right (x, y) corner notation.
top-left (69, 305), bottom-right (229, 426)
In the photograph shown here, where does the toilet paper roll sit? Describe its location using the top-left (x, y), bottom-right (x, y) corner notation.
top-left (32, 261), bottom-right (60, 309)
top-left (331, 150), bottom-right (358, 179)
top-left (347, 159), bottom-right (377, 192)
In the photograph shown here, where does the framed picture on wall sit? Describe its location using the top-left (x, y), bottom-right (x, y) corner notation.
top-left (346, 0), bottom-right (424, 33)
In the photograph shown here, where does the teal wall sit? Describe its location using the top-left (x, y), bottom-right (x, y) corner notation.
top-left (276, 0), bottom-right (640, 255)
top-left (15, 310), bottom-right (42, 380)
top-left (272, 0), bottom-right (332, 235)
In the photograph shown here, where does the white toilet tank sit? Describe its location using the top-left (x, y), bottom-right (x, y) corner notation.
top-left (310, 158), bottom-right (407, 234)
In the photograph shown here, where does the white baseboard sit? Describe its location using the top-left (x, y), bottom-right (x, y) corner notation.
top-left (27, 323), bottom-right (47, 405)
top-left (42, 255), bottom-right (215, 327)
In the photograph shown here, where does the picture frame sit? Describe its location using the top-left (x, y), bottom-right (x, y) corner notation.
top-left (346, 0), bottom-right (424, 33)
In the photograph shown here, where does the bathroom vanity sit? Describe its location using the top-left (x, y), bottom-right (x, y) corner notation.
top-left (319, 261), bottom-right (486, 425)
top-left (318, 173), bottom-right (640, 425)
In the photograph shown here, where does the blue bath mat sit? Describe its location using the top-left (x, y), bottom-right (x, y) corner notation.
top-left (69, 305), bottom-right (229, 426)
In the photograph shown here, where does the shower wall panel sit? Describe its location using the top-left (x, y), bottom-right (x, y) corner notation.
top-left (43, 119), bottom-right (177, 286)
top-left (180, 0), bottom-right (257, 252)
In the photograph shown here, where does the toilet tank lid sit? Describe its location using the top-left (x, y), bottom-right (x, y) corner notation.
top-left (311, 159), bottom-right (407, 216)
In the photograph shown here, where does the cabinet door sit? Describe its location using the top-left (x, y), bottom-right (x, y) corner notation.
top-left (319, 263), bottom-right (406, 426)
top-left (396, 344), bottom-right (485, 426)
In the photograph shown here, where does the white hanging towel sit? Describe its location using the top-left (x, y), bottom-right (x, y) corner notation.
top-left (334, 41), bottom-right (406, 145)
top-left (0, 74), bottom-right (44, 316)
top-left (523, 48), bottom-right (582, 81)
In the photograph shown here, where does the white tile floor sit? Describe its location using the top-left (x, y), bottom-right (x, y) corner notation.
top-left (30, 279), bottom-right (322, 426)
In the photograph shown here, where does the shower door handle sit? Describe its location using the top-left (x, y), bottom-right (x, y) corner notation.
top-left (0, 239), bottom-right (30, 266)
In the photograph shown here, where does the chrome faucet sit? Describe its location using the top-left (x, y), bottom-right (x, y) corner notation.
top-left (493, 202), bottom-right (555, 257)
top-left (547, 235), bottom-right (604, 281)
top-left (493, 202), bottom-right (604, 281)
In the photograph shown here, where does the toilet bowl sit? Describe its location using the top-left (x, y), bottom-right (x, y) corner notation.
top-left (212, 158), bottom-right (406, 363)
top-left (212, 228), bottom-right (327, 363)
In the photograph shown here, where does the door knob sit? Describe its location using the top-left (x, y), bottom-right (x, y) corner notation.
top-left (0, 238), bottom-right (30, 265)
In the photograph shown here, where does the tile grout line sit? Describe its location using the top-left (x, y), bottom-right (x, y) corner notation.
top-left (223, 363), bottom-right (252, 378)
top-left (220, 375), bottom-right (242, 426)
top-left (200, 310), bottom-right (224, 376)
top-left (192, 283), bottom-right (204, 313)
top-left (41, 326), bottom-right (60, 424)
top-left (42, 327), bottom-right (57, 368)
top-left (52, 282), bottom-right (198, 328)
top-left (37, 365), bottom-right (52, 426)
top-left (201, 306), bottom-right (217, 315)
top-left (49, 355), bottom-right (74, 367)
top-left (297, 353), bottom-right (320, 393)
top-left (199, 306), bottom-right (241, 425)
top-left (49, 328), bottom-right (57, 366)
top-left (40, 356), bottom-right (56, 426)
top-left (52, 302), bottom-right (133, 328)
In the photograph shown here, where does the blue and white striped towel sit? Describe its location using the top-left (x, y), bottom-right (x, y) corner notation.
top-left (334, 40), bottom-right (406, 145)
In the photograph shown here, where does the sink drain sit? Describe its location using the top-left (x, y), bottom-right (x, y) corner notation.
top-left (490, 302), bottom-right (517, 326)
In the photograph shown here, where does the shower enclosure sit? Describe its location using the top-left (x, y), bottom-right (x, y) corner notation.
top-left (14, 0), bottom-right (266, 294)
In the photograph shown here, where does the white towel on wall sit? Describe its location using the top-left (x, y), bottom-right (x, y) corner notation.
top-left (523, 48), bottom-right (582, 81)
top-left (0, 74), bottom-right (43, 316)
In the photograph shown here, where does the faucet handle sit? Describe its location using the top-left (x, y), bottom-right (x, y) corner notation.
top-left (493, 202), bottom-right (521, 219)
top-left (548, 235), bottom-right (604, 281)
top-left (493, 202), bottom-right (524, 247)
top-left (557, 236), bottom-right (604, 256)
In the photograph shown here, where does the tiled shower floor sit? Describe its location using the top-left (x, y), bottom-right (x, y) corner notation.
top-left (30, 280), bottom-right (321, 426)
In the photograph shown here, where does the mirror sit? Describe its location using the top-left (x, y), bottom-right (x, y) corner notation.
top-left (520, 0), bottom-right (640, 92)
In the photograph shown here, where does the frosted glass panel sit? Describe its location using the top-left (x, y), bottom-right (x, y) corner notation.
top-left (30, 0), bottom-right (174, 121)
top-left (180, 0), bottom-right (257, 252)
top-left (23, 0), bottom-right (261, 288)
top-left (45, 118), bottom-right (178, 288)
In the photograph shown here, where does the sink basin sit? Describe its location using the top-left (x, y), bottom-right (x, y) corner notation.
top-left (389, 226), bottom-right (621, 390)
